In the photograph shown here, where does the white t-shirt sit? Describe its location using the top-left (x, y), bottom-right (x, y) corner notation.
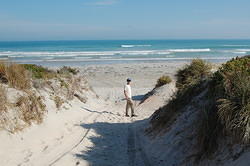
top-left (124, 84), bottom-right (132, 99)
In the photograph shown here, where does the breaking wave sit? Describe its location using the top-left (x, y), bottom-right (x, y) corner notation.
top-left (0, 48), bottom-right (211, 58)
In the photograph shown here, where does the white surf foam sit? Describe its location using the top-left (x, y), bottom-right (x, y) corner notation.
top-left (0, 48), bottom-right (211, 58)
top-left (232, 51), bottom-right (247, 54)
top-left (168, 48), bottom-right (211, 52)
top-left (121, 45), bottom-right (152, 48)
top-left (236, 49), bottom-right (250, 52)
top-left (12, 56), bottom-right (236, 63)
top-left (223, 45), bottom-right (249, 47)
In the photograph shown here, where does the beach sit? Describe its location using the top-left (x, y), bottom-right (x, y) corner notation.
top-left (0, 40), bottom-right (248, 166)
top-left (1, 0), bottom-right (250, 164)
top-left (0, 57), bottom-right (249, 166)
top-left (81, 62), bottom-right (186, 101)
top-left (0, 61), bottom-right (183, 166)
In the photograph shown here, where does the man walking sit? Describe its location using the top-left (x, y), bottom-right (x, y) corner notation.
top-left (124, 78), bottom-right (136, 117)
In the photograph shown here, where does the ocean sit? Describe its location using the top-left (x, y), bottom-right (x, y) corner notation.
top-left (0, 40), bottom-right (249, 67)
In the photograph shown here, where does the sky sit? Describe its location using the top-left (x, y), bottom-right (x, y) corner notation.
top-left (0, 0), bottom-right (250, 41)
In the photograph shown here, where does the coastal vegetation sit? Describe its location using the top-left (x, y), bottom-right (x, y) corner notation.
top-left (149, 56), bottom-right (250, 160)
top-left (0, 61), bottom-right (88, 133)
top-left (155, 75), bottom-right (172, 88)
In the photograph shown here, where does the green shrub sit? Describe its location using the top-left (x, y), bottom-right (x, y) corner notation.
top-left (22, 64), bottom-right (56, 79)
top-left (149, 57), bottom-right (250, 159)
top-left (155, 75), bottom-right (172, 88)
top-left (176, 59), bottom-right (212, 90)
top-left (57, 66), bottom-right (79, 75)
top-left (214, 56), bottom-right (250, 142)
top-left (197, 56), bottom-right (250, 158)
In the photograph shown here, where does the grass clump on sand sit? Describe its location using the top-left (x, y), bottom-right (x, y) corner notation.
top-left (176, 59), bottom-right (212, 91)
top-left (16, 93), bottom-right (46, 125)
top-left (0, 85), bottom-right (7, 113)
top-left (155, 75), bottom-right (172, 88)
top-left (0, 62), bottom-right (31, 90)
top-left (57, 66), bottom-right (79, 75)
top-left (22, 64), bottom-right (56, 79)
top-left (54, 95), bottom-right (64, 109)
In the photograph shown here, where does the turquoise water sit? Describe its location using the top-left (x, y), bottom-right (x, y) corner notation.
top-left (0, 40), bottom-right (250, 66)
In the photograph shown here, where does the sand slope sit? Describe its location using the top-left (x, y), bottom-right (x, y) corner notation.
top-left (1, 62), bottom-right (249, 166)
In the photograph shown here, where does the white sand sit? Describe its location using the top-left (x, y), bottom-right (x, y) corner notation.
top-left (0, 61), bottom-right (249, 166)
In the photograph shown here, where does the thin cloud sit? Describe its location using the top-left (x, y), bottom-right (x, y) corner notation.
top-left (91, 0), bottom-right (118, 6)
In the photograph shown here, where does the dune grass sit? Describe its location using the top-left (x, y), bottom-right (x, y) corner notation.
top-left (149, 57), bottom-right (250, 159)
top-left (22, 64), bottom-right (57, 79)
top-left (176, 59), bottom-right (212, 91)
top-left (0, 62), bottom-right (88, 133)
top-left (196, 56), bottom-right (250, 158)
top-left (54, 95), bottom-right (64, 109)
top-left (16, 93), bottom-right (46, 125)
top-left (0, 62), bottom-right (31, 90)
top-left (149, 59), bottom-right (212, 133)
top-left (155, 75), bottom-right (172, 88)
top-left (57, 66), bottom-right (79, 75)
top-left (0, 85), bottom-right (7, 113)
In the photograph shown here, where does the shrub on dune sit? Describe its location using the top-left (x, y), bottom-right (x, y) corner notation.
top-left (155, 75), bottom-right (172, 88)
top-left (149, 57), bottom-right (250, 159)
top-left (16, 93), bottom-right (46, 125)
top-left (149, 59), bottom-right (212, 133)
top-left (5, 63), bottom-right (31, 90)
top-left (176, 59), bottom-right (212, 91)
top-left (214, 56), bottom-right (250, 142)
top-left (197, 56), bottom-right (250, 158)
top-left (57, 66), bottom-right (79, 75)
top-left (22, 64), bottom-right (56, 79)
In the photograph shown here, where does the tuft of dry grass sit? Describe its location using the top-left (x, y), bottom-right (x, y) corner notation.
top-left (155, 75), bottom-right (172, 88)
top-left (0, 62), bottom-right (31, 89)
top-left (57, 66), bottom-right (79, 75)
top-left (16, 93), bottom-right (46, 125)
top-left (66, 76), bottom-right (86, 100)
top-left (54, 95), bottom-right (64, 109)
top-left (0, 85), bottom-right (7, 113)
top-left (6, 64), bottom-right (31, 90)
top-left (0, 62), bottom-right (8, 83)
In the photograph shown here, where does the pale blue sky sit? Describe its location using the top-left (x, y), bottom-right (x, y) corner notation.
top-left (0, 0), bottom-right (250, 40)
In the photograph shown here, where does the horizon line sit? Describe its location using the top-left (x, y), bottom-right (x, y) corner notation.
top-left (1, 38), bottom-right (250, 42)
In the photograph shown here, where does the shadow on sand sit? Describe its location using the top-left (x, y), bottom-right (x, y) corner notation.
top-left (132, 95), bottom-right (145, 101)
top-left (74, 119), bottom-right (148, 166)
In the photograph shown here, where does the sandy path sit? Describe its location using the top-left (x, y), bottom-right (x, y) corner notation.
top-left (48, 82), bottom-right (175, 166)
top-left (48, 102), bottom-right (149, 166)
top-left (46, 62), bottom-right (179, 166)
top-left (0, 62), bottom-right (181, 166)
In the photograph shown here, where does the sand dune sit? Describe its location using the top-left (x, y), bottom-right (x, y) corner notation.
top-left (0, 61), bottom-right (249, 166)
